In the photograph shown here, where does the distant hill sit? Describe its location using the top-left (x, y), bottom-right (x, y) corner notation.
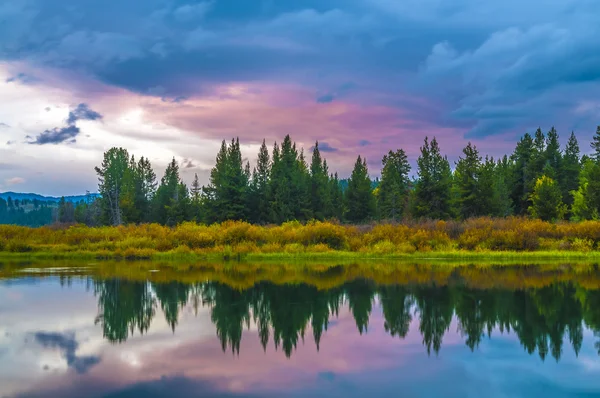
top-left (0, 191), bottom-right (100, 203)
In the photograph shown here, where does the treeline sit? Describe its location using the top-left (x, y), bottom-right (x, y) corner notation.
top-left (91, 278), bottom-right (600, 360)
top-left (0, 197), bottom-right (54, 227)
top-left (74, 127), bottom-right (600, 226)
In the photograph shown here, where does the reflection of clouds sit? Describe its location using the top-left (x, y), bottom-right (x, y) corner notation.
top-left (2, 278), bottom-right (600, 398)
top-left (33, 331), bottom-right (101, 374)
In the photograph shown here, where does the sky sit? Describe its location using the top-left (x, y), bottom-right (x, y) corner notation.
top-left (1, 0), bottom-right (600, 196)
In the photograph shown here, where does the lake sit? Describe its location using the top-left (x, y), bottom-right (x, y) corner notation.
top-left (1, 262), bottom-right (600, 397)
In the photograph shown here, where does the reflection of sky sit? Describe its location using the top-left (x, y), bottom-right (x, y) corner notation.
top-left (1, 279), bottom-right (600, 398)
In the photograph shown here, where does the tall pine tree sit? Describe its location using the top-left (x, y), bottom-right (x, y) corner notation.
top-left (345, 156), bottom-right (375, 223)
top-left (378, 149), bottom-right (411, 221)
top-left (414, 137), bottom-right (453, 220)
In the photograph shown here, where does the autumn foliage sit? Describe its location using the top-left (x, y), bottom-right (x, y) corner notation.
top-left (1, 217), bottom-right (600, 257)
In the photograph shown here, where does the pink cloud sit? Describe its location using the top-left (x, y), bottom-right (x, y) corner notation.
top-left (5, 177), bottom-right (25, 185)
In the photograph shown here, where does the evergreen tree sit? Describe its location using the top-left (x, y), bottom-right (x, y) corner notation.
top-left (591, 126), bottom-right (600, 161)
top-left (137, 156), bottom-right (157, 222)
top-left (309, 142), bottom-right (331, 220)
top-left (329, 173), bottom-right (344, 221)
top-left (414, 137), bottom-right (453, 220)
top-left (378, 149), bottom-right (411, 221)
top-left (345, 156), bottom-right (375, 223)
top-left (95, 147), bottom-right (130, 225)
top-left (571, 159), bottom-right (600, 221)
top-left (454, 142), bottom-right (482, 219)
top-left (190, 173), bottom-right (202, 222)
top-left (249, 140), bottom-right (271, 224)
top-left (545, 127), bottom-right (562, 179)
top-left (562, 132), bottom-right (581, 211)
top-left (269, 135), bottom-right (311, 223)
top-left (510, 133), bottom-right (535, 215)
top-left (493, 156), bottom-right (513, 217)
top-left (204, 138), bottom-right (249, 223)
top-left (476, 156), bottom-right (496, 217)
top-left (120, 155), bottom-right (142, 223)
top-left (529, 174), bottom-right (566, 221)
top-left (153, 158), bottom-right (188, 225)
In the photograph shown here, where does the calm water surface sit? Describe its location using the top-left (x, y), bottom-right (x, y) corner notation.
top-left (2, 264), bottom-right (600, 397)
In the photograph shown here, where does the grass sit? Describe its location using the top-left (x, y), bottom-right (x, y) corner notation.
top-left (2, 217), bottom-right (600, 265)
top-left (0, 249), bottom-right (599, 264)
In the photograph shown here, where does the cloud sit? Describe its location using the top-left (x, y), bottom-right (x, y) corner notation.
top-left (421, 19), bottom-right (600, 137)
top-left (182, 158), bottom-right (196, 168)
top-left (34, 331), bottom-right (101, 374)
top-left (5, 72), bottom-right (37, 84)
top-left (66, 103), bottom-right (103, 125)
top-left (173, 2), bottom-right (212, 22)
top-left (6, 140), bottom-right (15, 145)
top-left (316, 94), bottom-right (335, 103)
top-left (358, 140), bottom-right (371, 147)
top-left (28, 125), bottom-right (81, 145)
top-left (0, 122), bottom-right (9, 128)
top-left (313, 142), bottom-right (338, 153)
top-left (6, 177), bottom-right (25, 185)
top-left (25, 103), bottom-right (102, 145)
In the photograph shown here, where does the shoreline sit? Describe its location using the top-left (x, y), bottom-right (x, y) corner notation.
top-left (1, 249), bottom-right (599, 263)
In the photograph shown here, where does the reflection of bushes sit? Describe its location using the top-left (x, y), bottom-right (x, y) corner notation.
top-left (1, 217), bottom-right (600, 256)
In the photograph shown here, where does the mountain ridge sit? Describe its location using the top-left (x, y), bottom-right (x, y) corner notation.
top-left (0, 191), bottom-right (100, 203)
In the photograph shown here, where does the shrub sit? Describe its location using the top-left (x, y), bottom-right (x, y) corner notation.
top-left (571, 238), bottom-right (594, 252)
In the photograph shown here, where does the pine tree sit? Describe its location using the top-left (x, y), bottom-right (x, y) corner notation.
top-left (137, 156), bottom-right (157, 222)
top-left (510, 133), bottom-right (534, 215)
top-left (378, 149), bottom-right (411, 221)
top-left (476, 156), bottom-right (496, 217)
top-left (571, 158), bottom-right (600, 221)
top-left (95, 147), bottom-right (130, 225)
top-left (345, 156), bottom-right (375, 223)
top-left (545, 127), bottom-right (562, 179)
top-left (269, 135), bottom-right (310, 223)
top-left (414, 137), bottom-right (453, 220)
top-left (249, 139), bottom-right (271, 224)
top-left (529, 174), bottom-right (566, 221)
top-left (493, 156), bottom-right (513, 217)
top-left (153, 158), bottom-right (187, 226)
top-left (562, 132), bottom-right (581, 211)
top-left (310, 142), bottom-right (331, 220)
top-left (454, 142), bottom-right (482, 219)
top-left (203, 138), bottom-right (249, 223)
top-left (591, 126), bottom-right (600, 161)
top-left (190, 173), bottom-right (202, 222)
top-left (329, 172), bottom-right (344, 221)
top-left (120, 155), bottom-right (142, 223)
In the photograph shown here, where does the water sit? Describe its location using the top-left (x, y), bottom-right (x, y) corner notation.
top-left (2, 263), bottom-right (600, 397)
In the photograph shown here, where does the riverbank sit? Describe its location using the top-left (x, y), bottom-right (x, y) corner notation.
top-left (1, 218), bottom-right (600, 262)
top-left (1, 249), bottom-right (599, 263)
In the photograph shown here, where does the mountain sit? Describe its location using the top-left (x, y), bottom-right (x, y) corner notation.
top-left (0, 191), bottom-right (100, 203)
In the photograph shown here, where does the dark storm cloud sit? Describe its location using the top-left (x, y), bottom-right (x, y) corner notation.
top-left (66, 103), bottom-right (103, 124)
top-left (26, 103), bottom-right (102, 145)
top-left (33, 331), bottom-right (101, 374)
top-left (28, 125), bottom-right (80, 145)
top-left (2, 0), bottom-right (599, 139)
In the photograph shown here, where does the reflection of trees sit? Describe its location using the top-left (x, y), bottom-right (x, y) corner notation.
top-left (93, 277), bottom-right (600, 361)
top-left (414, 285), bottom-right (453, 355)
top-left (152, 282), bottom-right (191, 331)
top-left (379, 285), bottom-right (413, 339)
top-left (94, 279), bottom-right (156, 343)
